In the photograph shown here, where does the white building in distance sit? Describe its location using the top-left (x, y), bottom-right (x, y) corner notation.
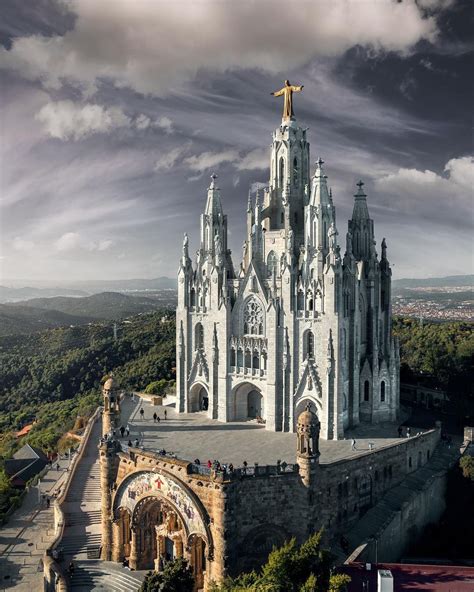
top-left (176, 90), bottom-right (399, 439)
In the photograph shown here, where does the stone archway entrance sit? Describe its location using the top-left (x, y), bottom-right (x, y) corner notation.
top-left (188, 383), bottom-right (209, 412)
top-left (248, 390), bottom-right (262, 418)
top-left (125, 497), bottom-right (207, 589)
top-left (232, 383), bottom-right (264, 421)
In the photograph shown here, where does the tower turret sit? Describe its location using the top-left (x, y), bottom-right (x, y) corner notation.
top-left (296, 402), bottom-right (320, 487)
top-left (102, 376), bottom-right (119, 437)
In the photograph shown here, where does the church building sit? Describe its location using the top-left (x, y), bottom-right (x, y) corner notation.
top-left (176, 81), bottom-right (400, 439)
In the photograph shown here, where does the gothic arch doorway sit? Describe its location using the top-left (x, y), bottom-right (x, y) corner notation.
top-left (232, 383), bottom-right (264, 421)
top-left (188, 383), bottom-right (209, 412)
top-left (130, 496), bottom-right (189, 572)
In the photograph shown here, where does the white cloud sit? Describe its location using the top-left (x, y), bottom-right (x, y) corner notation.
top-left (13, 237), bottom-right (35, 252)
top-left (184, 149), bottom-right (240, 172)
top-left (88, 239), bottom-right (114, 251)
top-left (0, 1), bottom-right (438, 97)
top-left (154, 145), bottom-right (190, 171)
top-left (445, 156), bottom-right (474, 191)
top-left (156, 116), bottom-right (174, 134)
top-left (374, 155), bottom-right (474, 228)
top-left (135, 114), bottom-right (151, 130)
top-left (54, 232), bottom-right (80, 251)
top-left (36, 100), bottom-right (131, 140)
top-left (235, 148), bottom-right (269, 171)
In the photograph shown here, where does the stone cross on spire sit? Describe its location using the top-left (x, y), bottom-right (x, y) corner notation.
top-left (271, 80), bottom-right (304, 120)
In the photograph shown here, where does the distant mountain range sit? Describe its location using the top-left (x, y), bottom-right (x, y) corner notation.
top-left (392, 275), bottom-right (473, 289)
top-left (0, 292), bottom-right (172, 336)
top-left (0, 276), bottom-right (177, 302)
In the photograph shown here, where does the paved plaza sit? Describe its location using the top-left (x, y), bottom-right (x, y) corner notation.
top-left (121, 395), bottom-right (412, 467)
top-left (0, 454), bottom-right (72, 591)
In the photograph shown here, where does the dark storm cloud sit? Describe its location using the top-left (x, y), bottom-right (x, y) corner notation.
top-left (0, 0), bottom-right (472, 281)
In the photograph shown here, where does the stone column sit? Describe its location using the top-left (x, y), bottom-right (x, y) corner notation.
top-left (175, 536), bottom-right (184, 558)
top-left (129, 528), bottom-right (139, 570)
top-left (99, 441), bottom-right (114, 560)
top-left (111, 519), bottom-right (123, 562)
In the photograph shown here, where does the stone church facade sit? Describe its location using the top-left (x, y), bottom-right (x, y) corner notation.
top-left (177, 110), bottom-right (400, 439)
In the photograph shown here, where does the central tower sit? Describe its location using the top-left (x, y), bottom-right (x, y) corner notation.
top-left (176, 83), bottom-right (400, 439)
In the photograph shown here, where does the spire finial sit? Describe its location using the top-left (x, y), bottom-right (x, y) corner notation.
top-left (317, 157), bottom-right (324, 167)
top-left (357, 180), bottom-right (364, 190)
top-left (210, 173), bottom-right (218, 189)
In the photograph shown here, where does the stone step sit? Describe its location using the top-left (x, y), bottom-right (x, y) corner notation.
top-left (70, 563), bottom-right (143, 592)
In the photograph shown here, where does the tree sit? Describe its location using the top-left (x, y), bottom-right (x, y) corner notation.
top-left (460, 455), bottom-right (474, 481)
top-left (139, 558), bottom-right (194, 592)
top-left (210, 531), bottom-right (350, 592)
top-left (145, 379), bottom-right (169, 396)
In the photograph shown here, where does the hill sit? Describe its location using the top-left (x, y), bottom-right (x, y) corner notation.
top-left (9, 291), bottom-right (162, 321)
top-left (0, 285), bottom-right (89, 303)
top-left (0, 304), bottom-right (95, 336)
top-left (0, 311), bottom-right (176, 454)
top-left (393, 275), bottom-right (473, 289)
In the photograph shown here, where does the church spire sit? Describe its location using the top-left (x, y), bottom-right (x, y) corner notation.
top-left (199, 173), bottom-right (229, 267)
top-left (348, 180), bottom-right (375, 261)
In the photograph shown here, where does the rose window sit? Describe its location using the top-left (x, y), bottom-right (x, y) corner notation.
top-left (243, 299), bottom-right (263, 335)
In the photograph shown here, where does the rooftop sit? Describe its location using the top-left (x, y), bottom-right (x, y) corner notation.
top-left (342, 562), bottom-right (474, 591)
top-left (118, 396), bottom-right (418, 466)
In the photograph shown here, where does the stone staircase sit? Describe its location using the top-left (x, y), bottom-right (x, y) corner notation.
top-left (61, 419), bottom-right (103, 560)
top-left (332, 440), bottom-right (461, 563)
top-left (69, 560), bottom-right (144, 591)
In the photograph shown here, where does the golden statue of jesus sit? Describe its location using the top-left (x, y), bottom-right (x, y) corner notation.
top-left (271, 80), bottom-right (304, 120)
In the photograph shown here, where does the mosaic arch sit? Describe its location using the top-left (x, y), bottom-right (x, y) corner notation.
top-left (113, 470), bottom-right (209, 540)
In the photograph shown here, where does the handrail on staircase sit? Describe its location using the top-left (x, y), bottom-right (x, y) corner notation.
top-left (43, 406), bottom-right (102, 592)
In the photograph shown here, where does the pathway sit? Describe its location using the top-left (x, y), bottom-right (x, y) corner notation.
top-left (0, 451), bottom-right (73, 591)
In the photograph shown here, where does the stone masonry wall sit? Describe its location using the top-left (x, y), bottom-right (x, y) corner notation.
top-left (316, 429), bottom-right (440, 538)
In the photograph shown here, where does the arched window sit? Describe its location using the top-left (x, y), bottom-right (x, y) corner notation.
top-left (297, 290), bottom-right (304, 311)
top-left (307, 291), bottom-right (313, 311)
top-left (261, 351), bottom-right (267, 371)
top-left (244, 349), bottom-right (251, 368)
top-left (364, 380), bottom-right (370, 402)
top-left (267, 251), bottom-right (278, 277)
top-left (281, 212), bottom-right (284, 224)
top-left (243, 298), bottom-right (263, 335)
top-left (293, 157), bottom-right (299, 187)
top-left (190, 288), bottom-right (196, 307)
top-left (195, 323), bottom-right (204, 350)
top-left (304, 331), bottom-right (314, 358)
top-left (252, 351), bottom-right (259, 369)
top-left (230, 348), bottom-right (236, 366)
top-left (279, 157), bottom-right (285, 186)
top-left (380, 381), bottom-right (386, 402)
top-left (237, 348), bottom-right (243, 367)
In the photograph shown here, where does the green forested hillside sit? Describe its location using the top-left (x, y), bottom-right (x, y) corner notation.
top-left (0, 304), bottom-right (96, 336)
top-left (393, 317), bottom-right (473, 417)
top-left (0, 312), bottom-right (175, 456)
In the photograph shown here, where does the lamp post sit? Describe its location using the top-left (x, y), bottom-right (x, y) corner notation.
top-left (369, 535), bottom-right (378, 565)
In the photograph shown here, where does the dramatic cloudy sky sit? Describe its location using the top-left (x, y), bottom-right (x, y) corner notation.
top-left (0, 0), bottom-right (472, 282)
